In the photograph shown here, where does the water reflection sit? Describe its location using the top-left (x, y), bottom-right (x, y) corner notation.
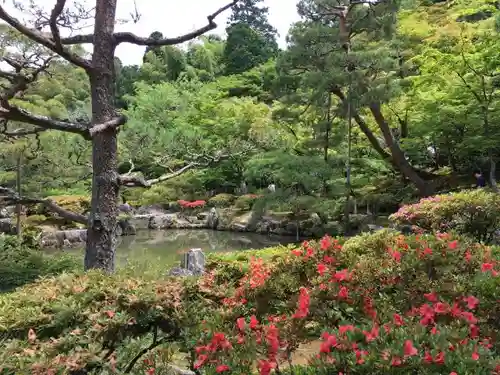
top-left (70, 230), bottom-right (298, 266)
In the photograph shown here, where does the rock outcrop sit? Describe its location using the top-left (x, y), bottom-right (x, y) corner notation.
top-left (41, 229), bottom-right (87, 248)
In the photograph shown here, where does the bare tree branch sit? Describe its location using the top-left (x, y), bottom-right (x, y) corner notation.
top-left (0, 53), bottom-right (125, 138)
top-left (88, 114), bottom-right (127, 137)
top-left (0, 186), bottom-right (87, 224)
top-left (0, 55), bottom-right (53, 101)
top-left (119, 150), bottom-right (243, 188)
top-left (113, 0), bottom-right (238, 47)
top-left (49, 0), bottom-right (67, 48)
top-left (0, 105), bottom-right (90, 136)
top-left (60, 33), bottom-right (94, 45)
top-left (0, 123), bottom-right (47, 138)
top-left (119, 162), bottom-right (199, 188)
top-left (0, 5), bottom-right (92, 70)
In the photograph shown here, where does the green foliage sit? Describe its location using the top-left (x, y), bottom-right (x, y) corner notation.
top-left (223, 23), bottom-right (277, 75)
top-left (311, 198), bottom-right (345, 221)
top-left (244, 151), bottom-right (337, 192)
top-left (121, 79), bottom-right (286, 183)
top-left (41, 195), bottom-right (90, 215)
top-left (0, 231), bottom-right (499, 373)
top-left (390, 189), bottom-right (500, 243)
top-left (208, 193), bottom-right (237, 208)
top-left (223, 0), bottom-right (278, 75)
top-left (127, 172), bottom-right (207, 206)
top-left (24, 214), bottom-right (48, 225)
top-left (206, 244), bottom-right (292, 269)
top-left (0, 234), bottom-right (80, 292)
top-left (233, 194), bottom-right (261, 210)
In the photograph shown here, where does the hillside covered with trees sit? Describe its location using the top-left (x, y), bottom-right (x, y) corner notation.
top-left (1, 0), bottom-right (500, 268)
top-left (0, 1), bottom-right (500, 374)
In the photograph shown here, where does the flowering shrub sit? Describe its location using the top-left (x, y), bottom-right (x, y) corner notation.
top-left (177, 199), bottom-right (206, 208)
top-left (193, 233), bottom-right (500, 374)
top-left (0, 233), bottom-right (498, 374)
top-left (389, 190), bottom-right (500, 243)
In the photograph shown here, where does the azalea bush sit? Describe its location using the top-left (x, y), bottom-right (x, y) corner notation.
top-left (0, 232), bottom-right (498, 374)
top-left (177, 199), bottom-right (207, 209)
top-left (389, 190), bottom-right (500, 243)
top-left (193, 233), bottom-right (500, 374)
top-left (177, 199), bottom-right (207, 216)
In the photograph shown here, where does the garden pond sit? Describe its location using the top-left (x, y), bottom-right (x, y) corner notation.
top-left (61, 229), bottom-right (299, 267)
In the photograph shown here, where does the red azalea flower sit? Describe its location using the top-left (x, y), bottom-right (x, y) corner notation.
top-left (403, 340), bottom-right (418, 357)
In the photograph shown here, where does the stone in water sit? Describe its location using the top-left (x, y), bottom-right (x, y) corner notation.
top-left (168, 248), bottom-right (206, 277)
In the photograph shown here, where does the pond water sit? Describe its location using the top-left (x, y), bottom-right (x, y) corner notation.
top-left (68, 229), bottom-right (298, 267)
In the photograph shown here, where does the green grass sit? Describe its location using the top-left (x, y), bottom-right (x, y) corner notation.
top-left (207, 244), bottom-right (293, 264)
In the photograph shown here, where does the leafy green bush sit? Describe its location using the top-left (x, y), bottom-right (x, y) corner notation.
top-left (1, 232), bottom-right (498, 374)
top-left (341, 228), bottom-right (400, 258)
top-left (136, 184), bottom-right (179, 206)
top-left (390, 190), bottom-right (500, 243)
top-left (24, 214), bottom-right (48, 225)
top-left (233, 194), bottom-right (261, 210)
top-left (312, 198), bottom-right (344, 221)
top-left (127, 174), bottom-right (207, 207)
top-left (45, 195), bottom-right (91, 214)
top-left (0, 234), bottom-right (80, 292)
top-left (208, 193), bottom-right (236, 207)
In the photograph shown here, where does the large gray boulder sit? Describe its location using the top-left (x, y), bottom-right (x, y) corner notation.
top-left (149, 214), bottom-right (177, 229)
top-left (0, 218), bottom-right (15, 234)
top-left (0, 207), bottom-right (13, 219)
top-left (118, 218), bottom-right (136, 236)
top-left (41, 229), bottom-right (87, 248)
top-left (206, 207), bottom-right (219, 229)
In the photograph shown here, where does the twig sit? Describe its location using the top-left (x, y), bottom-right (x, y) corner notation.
top-left (113, 0), bottom-right (238, 47)
top-left (123, 325), bottom-right (176, 373)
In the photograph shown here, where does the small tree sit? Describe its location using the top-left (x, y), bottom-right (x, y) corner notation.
top-left (0, 0), bottom-right (238, 272)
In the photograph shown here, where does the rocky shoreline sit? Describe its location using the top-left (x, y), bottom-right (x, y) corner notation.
top-left (2, 205), bottom-right (387, 248)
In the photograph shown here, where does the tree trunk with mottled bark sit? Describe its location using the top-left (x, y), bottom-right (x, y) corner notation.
top-left (370, 103), bottom-right (433, 197)
top-left (0, 0), bottom-right (237, 272)
top-left (84, 0), bottom-right (119, 272)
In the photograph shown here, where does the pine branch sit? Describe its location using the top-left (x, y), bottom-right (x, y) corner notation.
top-left (119, 150), bottom-right (244, 188)
top-left (0, 186), bottom-right (87, 224)
top-left (49, 0), bottom-right (67, 48)
top-left (0, 4), bottom-right (92, 70)
top-left (0, 106), bottom-right (90, 136)
top-left (113, 0), bottom-right (238, 47)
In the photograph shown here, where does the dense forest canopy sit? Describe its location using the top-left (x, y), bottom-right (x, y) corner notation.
top-left (1, 0), bottom-right (500, 270)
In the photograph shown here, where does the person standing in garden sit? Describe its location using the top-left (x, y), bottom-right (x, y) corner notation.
top-left (473, 170), bottom-right (486, 188)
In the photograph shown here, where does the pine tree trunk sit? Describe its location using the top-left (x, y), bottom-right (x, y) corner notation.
top-left (84, 0), bottom-right (119, 272)
top-left (370, 103), bottom-right (433, 197)
top-left (16, 153), bottom-right (22, 239)
top-left (489, 154), bottom-right (499, 192)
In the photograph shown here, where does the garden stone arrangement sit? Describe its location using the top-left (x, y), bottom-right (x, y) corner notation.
top-left (167, 248), bottom-right (206, 277)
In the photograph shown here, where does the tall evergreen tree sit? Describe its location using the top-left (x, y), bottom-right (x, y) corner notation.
top-left (229, 0), bottom-right (277, 45)
top-left (223, 0), bottom-right (278, 75)
top-left (278, 0), bottom-right (434, 196)
top-left (143, 31), bottom-right (164, 62)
